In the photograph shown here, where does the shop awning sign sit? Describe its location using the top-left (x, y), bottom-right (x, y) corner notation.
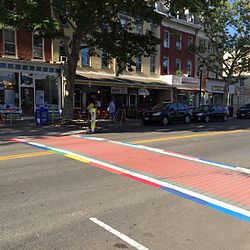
top-left (111, 87), bottom-right (128, 94)
top-left (138, 88), bottom-right (150, 96)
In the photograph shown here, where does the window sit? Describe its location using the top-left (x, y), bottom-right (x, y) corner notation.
top-left (163, 31), bottom-right (170, 48)
top-left (33, 34), bottom-right (44, 59)
top-left (120, 15), bottom-right (128, 27)
top-left (176, 34), bottom-right (182, 50)
top-left (3, 29), bottom-right (16, 56)
top-left (199, 39), bottom-right (205, 46)
top-left (187, 60), bottom-right (192, 76)
top-left (187, 37), bottom-right (193, 47)
top-left (163, 57), bottom-right (169, 74)
top-left (59, 40), bottom-right (66, 57)
top-left (135, 20), bottom-right (143, 34)
top-left (169, 103), bottom-right (178, 111)
top-left (101, 50), bottom-right (109, 69)
top-left (150, 23), bottom-right (157, 35)
top-left (135, 56), bottom-right (142, 72)
top-left (82, 48), bottom-right (89, 66)
top-left (150, 55), bottom-right (156, 73)
top-left (208, 42), bottom-right (212, 54)
top-left (176, 59), bottom-right (181, 71)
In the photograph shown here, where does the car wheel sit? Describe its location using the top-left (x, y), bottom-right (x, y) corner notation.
top-left (184, 115), bottom-right (191, 124)
top-left (162, 117), bottom-right (169, 126)
top-left (204, 116), bottom-right (210, 123)
top-left (223, 114), bottom-right (228, 121)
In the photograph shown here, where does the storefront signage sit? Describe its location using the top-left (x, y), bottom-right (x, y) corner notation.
top-left (35, 90), bottom-right (45, 105)
top-left (212, 86), bottom-right (224, 92)
top-left (111, 87), bottom-right (128, 95)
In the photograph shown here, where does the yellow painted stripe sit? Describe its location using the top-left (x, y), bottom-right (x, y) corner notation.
top-left (0, 151), bottom-right (54, 161)
top-left (65, 154), bottom-right (90, 163)
top-left (132, 129), bottom-right (250, 144)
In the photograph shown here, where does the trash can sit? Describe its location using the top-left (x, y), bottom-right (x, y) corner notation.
top-left (35, 107), bottom-right (49, 126)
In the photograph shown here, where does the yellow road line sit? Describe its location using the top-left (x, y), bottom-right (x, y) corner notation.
top-left (131, 129), bottom-right (250, 144)
top-left (0, 151), bottom-right (54, 161)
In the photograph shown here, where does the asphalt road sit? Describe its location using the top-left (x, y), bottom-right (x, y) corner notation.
top-left (0, 119), bottom-right (250, 250)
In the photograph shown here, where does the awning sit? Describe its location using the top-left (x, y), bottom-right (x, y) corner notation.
top-left (75, 71), bottom-right (173, 90)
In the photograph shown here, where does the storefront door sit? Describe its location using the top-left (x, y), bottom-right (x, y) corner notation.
top-left (21, 87), bottom-right (34, 115)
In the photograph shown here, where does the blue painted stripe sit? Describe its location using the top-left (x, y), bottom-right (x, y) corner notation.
top-left (23, 142), bottom-right (50, 151)
top-left (160, 186), bottom-right (208, 205)
top-left (207, 203), bottom-right (250, 223)
top-left (161, 186), bottom-right (250, 223)
top-left (199, 159), bottom-right (237, 169)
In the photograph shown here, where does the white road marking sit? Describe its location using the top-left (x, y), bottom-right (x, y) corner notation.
top-left (89, 217), bottom-right (149, 250)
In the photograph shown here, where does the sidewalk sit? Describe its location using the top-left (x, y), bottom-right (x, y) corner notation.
top-left (0, 117), bottom-right (142, 139)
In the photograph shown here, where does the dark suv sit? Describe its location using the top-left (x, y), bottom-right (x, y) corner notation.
top-left (142, 102), bottom-right (192, 125)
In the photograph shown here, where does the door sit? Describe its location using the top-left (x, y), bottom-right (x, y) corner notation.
top-left (21, 87), bottom-right (34, 115)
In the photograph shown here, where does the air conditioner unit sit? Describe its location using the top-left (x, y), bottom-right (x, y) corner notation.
top-left (60, 56), bottom-right (67, 63)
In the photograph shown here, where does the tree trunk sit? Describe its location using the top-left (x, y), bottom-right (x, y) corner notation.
top-left (62, 34), bottom-right (82, 120)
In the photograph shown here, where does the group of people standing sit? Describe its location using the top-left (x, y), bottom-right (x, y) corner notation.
top-left (87, 99), bottom-right (116, 133)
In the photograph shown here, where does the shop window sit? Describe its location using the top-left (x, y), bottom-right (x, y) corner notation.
top-left (35, 76), bottom-right (58, 108)
top-left (3, 29), bottom-right (16, 56)
top-left (163, 31), bottom-right (170, 48)
top-left (163, 57), bottom-right (169, 74)
top-left (176, 34), bottom-right (182, 50)
top-left (129, 92), bottom-right (137, 107)
top-left (0, 72), bottom-right (19, 107)
top-left (135, 56), bottom-right (142, 72)
top-left (150, 55), bottom-right (156, 73)
top-left (82, 48), bottom-right (89, 66)
top-left (33, 34), bottom-right (44, 60)
top-left (187, 60), bottom-right (192, 76)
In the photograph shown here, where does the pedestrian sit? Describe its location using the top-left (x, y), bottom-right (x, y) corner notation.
top-left (108, 99), bottom-right (116, 122)
top-left (87, 101), bottom-right (96, 133)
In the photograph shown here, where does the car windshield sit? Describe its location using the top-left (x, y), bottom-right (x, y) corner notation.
top-left (196, 105), bottom-right (210, 112)
top-left (152, 103), bottom-right (171, 111)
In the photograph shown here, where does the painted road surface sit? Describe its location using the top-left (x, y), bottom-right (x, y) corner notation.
top-left (13, 135), bottom-right (250, 222)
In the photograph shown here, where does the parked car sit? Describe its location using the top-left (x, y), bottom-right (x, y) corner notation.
top-left (192, 105), bottom-right (229, 123)
top-left (236, 103), bottom-right (250, 119)
top-left (142, 102), bottom-right (192, 125)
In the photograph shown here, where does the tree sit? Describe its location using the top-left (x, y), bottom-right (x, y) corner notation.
top-left (191, 0), bottom-right (250, 106)
top-left (0, 0), bottom-right (222, 119)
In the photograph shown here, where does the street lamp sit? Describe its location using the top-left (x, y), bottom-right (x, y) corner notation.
top-left (198, 64), bottom-right (204, 107)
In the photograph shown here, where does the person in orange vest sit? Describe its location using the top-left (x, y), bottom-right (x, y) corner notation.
top-left (87, 101), bottom-right (96, 133)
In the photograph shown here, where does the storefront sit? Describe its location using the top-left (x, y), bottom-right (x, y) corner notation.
top-left (0, 60), bottom-right (62, 116)
top-left (73, 72), bottom-right (173, 119)
top-left (205, 79), bottom-right (235, 106)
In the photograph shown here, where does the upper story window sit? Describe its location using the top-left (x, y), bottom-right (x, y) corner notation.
top-left (187, 60), bottom-right (192, 76)
top-left (135, 19), bottom-right (143, 34)
top-left (176, 34), bottom-right (182, 50)
top-left (33, 34), bottom-right (44, 60)
top-left (3, 29), bottom-right (16, 56)
top-left (150, 23), bottom-right (157, 35)
top-left (176, 59), bottom-right (181, 71)
top-left (150, 54), bottom-right (156, 73)
top-left (101, 50), bottom-right (109, 69)
top-left (199, 39), bottom-right (206, 47)
top-left (120, 15), bottom-right (128, 28)
top-left (163, 57), bottom-right (169, 74)
top-left (59, 40), bottom-right (66, 57)
top-left (208, 42), bottom-right (212, 54)
top-left (187, 36), bottom-right (193, 47)
top-left (82, 48), bottom-right (89, 66)
top-left (135, 56), bottom-right (142, 72)
top-left (163, 31), bottom-right (170, 48)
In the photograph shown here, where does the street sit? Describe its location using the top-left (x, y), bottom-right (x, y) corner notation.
top-left (0, 119), bottom-right (250, 250)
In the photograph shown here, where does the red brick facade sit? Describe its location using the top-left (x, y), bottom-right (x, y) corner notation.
top-left (0, 28), bottom-right (51, 62)
top-left (160, 26), bottom-right (196, 76)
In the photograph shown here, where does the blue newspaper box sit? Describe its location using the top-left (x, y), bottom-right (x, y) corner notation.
top-left (35, 107), bottom-right (49, 126)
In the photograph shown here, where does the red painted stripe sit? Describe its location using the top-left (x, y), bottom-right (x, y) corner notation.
top-left (122, 173), bottom-right (162, 188)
